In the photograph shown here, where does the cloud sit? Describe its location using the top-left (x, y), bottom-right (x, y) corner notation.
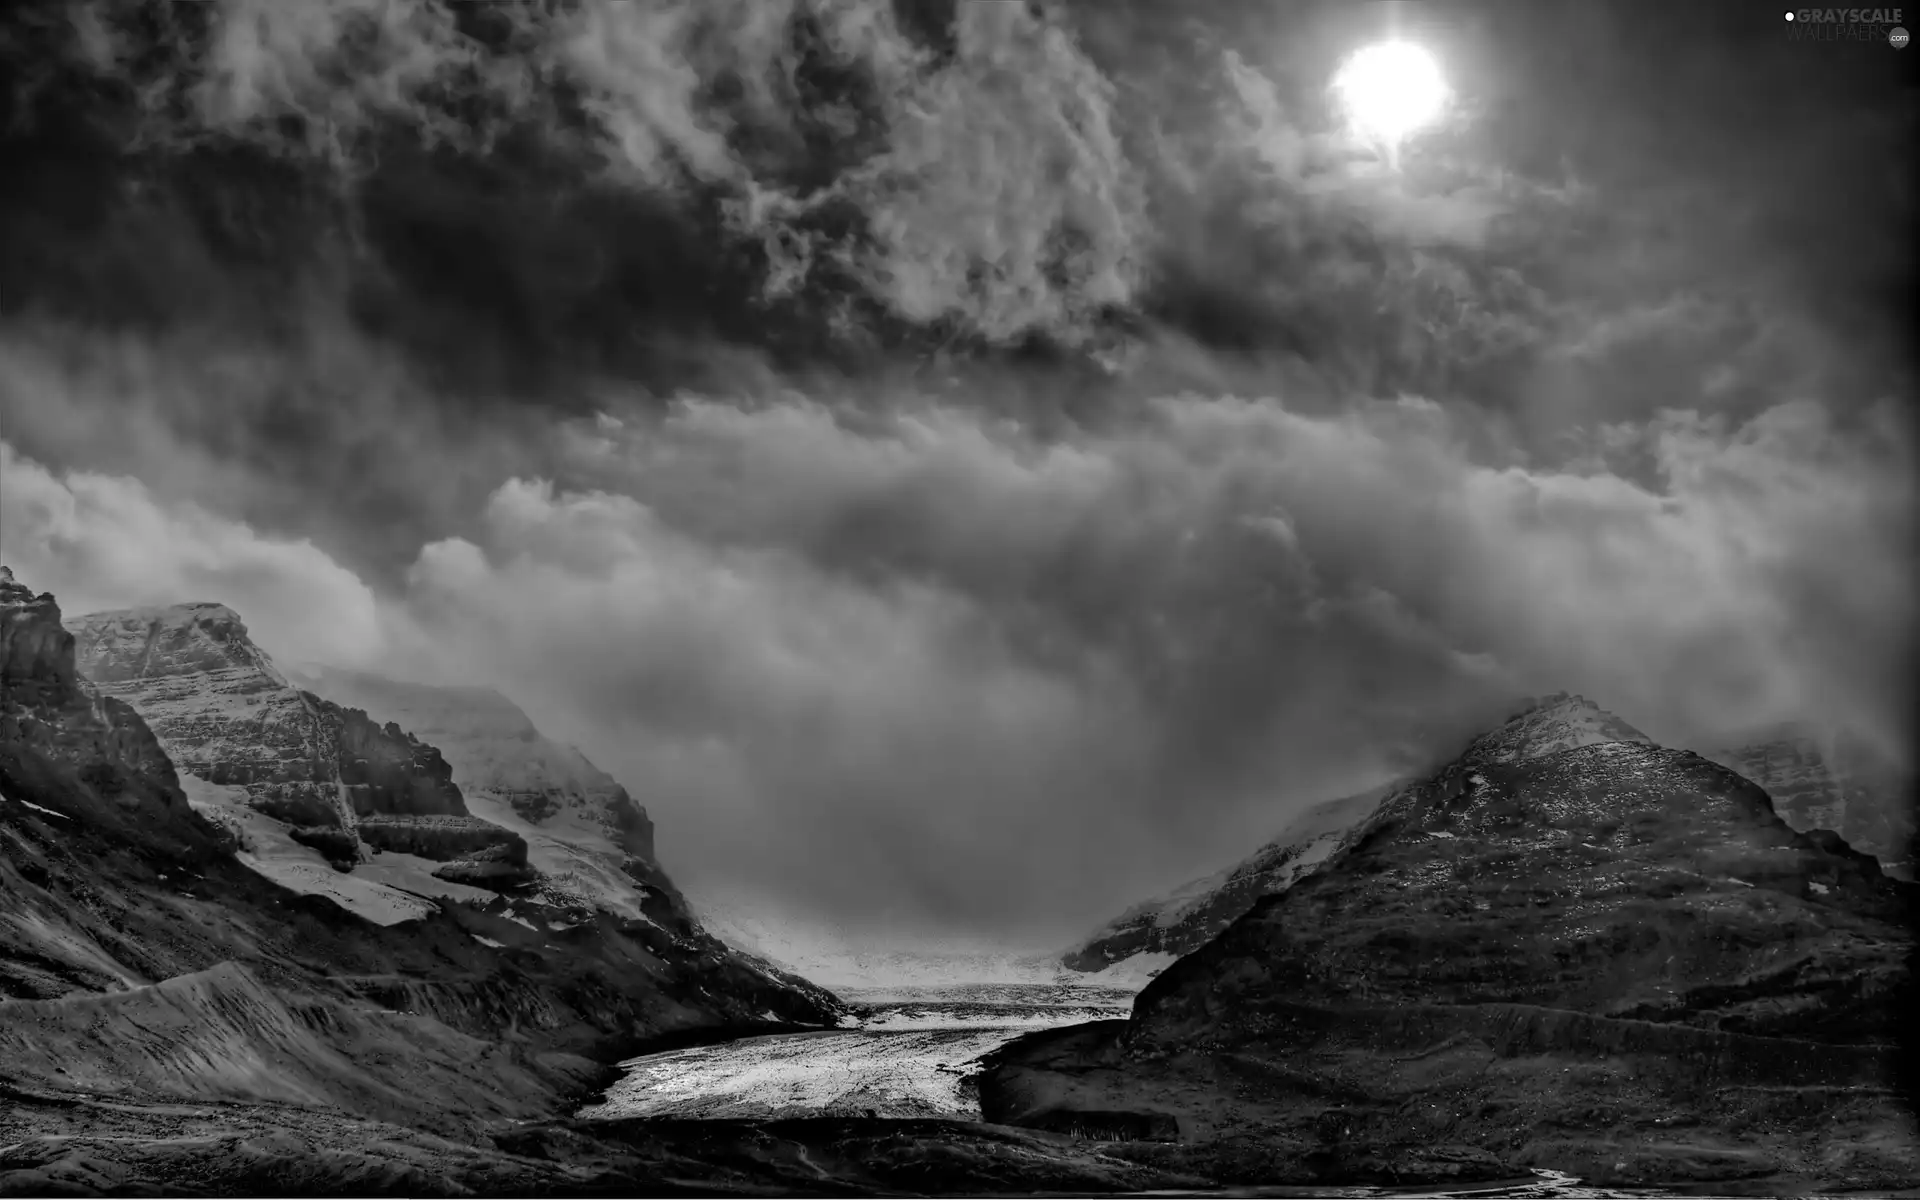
top-left (0, 441), bottom-right (386, 667)
top-left (0, 0), bottom-right (1910, 940)
top-left (481, 386), bottom-right (1906, 929)
top-left (2, 366), bottom-right (1911, 938)
top-left (31, 0), bottom-right (1150, 350)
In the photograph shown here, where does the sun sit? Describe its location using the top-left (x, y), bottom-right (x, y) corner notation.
top-left (1332, 40), bottom-right (1450, 150)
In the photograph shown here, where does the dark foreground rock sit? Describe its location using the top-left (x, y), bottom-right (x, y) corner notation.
top-left (983, 698), bottom-right (1920, 1192)
top-left (0, 1098), bottom-right (1527, 1198)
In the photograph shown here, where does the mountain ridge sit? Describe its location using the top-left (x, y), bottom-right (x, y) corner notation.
top-left (1060, 693), bottom-right (1910, 981)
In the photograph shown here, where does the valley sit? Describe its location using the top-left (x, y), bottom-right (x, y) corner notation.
top-left (1, 3), bottom-right (1912, 1194)
top-left (3, 567), bottom-right (1913, 1196)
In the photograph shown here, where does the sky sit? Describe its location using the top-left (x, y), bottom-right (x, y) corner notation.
top-left (0, 0), bottom-right (1913, 945)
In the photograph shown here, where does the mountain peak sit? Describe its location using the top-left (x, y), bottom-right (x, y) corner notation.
top-left (68, 602), bottom-right (286, 688)
top-left (1469, 692), bottom-right (1651, 766)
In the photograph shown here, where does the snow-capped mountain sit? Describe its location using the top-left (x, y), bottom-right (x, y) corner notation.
top-left (5, 563), bottom-right (844, 1162)
top-left (1061, 692), bottom-right (1911, 987)
top-left (1059, 694), bottom-right (1658, 978)
top-left (284, 664), bottom-right (682, 925)
top-left (990, 697), bottom-right (1913, 1182)
top-left (1454, 691), bottom-right (1653, 764)
top-left (66, 604), bottom-right (538, 924)
top-left (1704, 725), bottom-right (1912, 880)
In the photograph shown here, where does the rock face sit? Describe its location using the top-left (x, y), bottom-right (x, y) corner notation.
top-left (285, 664), bottom-right (681, 923)
top-left (983, 695), bottom-right (1916, 1190)
top-left (328, 706), bottom-right (466, 819)
top-left (354, 814), bottom-right (526, 861)
top-left (1705, 725), bottom-right (1913, 880)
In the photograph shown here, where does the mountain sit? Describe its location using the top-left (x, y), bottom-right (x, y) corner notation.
top-left (63, 597), bottom-right (832, 992)
top-left (3, 566), bottom-right (845, 1189)
top-left (1705, 724), bottom-right (1913, 880)
top-left (1060, 694), bottom-right (1657, 980)
top-left (980, 695), bottom-right (1916, 1191)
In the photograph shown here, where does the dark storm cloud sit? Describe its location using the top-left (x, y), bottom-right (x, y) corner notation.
top-left (0, 0), bottom-right (1911, 938)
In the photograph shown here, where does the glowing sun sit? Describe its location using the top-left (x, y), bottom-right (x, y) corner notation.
top-left (1332, 40), bottom-right (1449, 149)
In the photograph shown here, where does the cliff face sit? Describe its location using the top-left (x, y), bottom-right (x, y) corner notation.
top-left (0, 568), bottom-right (217, 861)
top-left (324, 702), bottom-right (466, 819)
top-left (984, 696), bottom-right (1916, 1190)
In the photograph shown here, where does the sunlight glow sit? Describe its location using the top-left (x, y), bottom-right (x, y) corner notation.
top-left (1332, 40), bottom-right (1450, 150)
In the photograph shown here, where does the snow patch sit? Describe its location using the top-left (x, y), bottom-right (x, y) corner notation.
top-left (180, 775), bottom-right (451, 926)
top-left (1149, 865), bottom-right (1238, 929)
top-left (3, 792), bottom-right (69, 820)
top-left (1076, 951), bottom-right (1178, 990)
top-left (470, 934), bottom-right (505, 948)
top-left (462, 787), bottom-right (646, 919)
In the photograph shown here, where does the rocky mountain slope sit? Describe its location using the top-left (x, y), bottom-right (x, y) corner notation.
top-left (282, 665), bottom-right (689, 930)
top-left (1061, 695), bottom-right (1913, 982)
top-left (1061, 694), bottom-right (1653, 979)
top-left (2, 565), bottom-right (847, 1190)
top-left (1705, 725), bottom-right (1912, 880)
top-left (60, 592), bottom-right (833, 995)
top-left (982, 696), bottom-right (1917, 1191)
